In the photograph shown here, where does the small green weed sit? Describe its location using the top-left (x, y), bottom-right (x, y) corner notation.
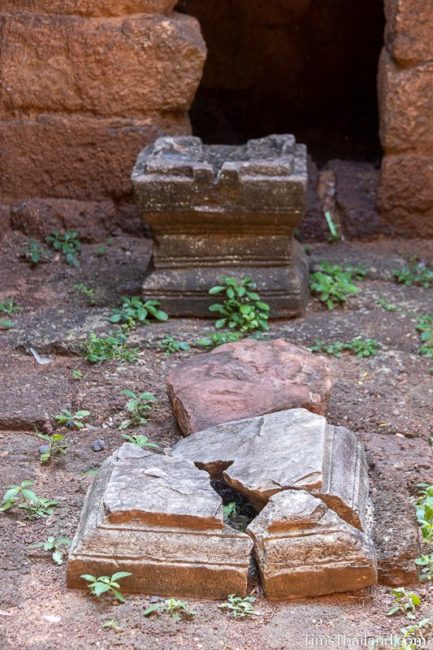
top-left (223, 502), bottom-right (239, 519)
top-left (416, 315), bottom-right (433, 358)
top-left (121, 433), bottom-right (159, 449)
top-left (324, 210), bottom-right (340, 243)
top-left (37, 432), bottom-right (68, 464)
top-left (54, 409), bottom-right (90, 430)
top-left (0, 299), bottom-right (20, 316)
top-left (22, 240), bottom-right (50, 266)
top-left (309, 337), bottom-right (379, 358)
top-left (398, 619), bottom-right (430, 649)
top-left (119, 390), bottom-right (157, 429)
top-left (195, 331), bottom-right (243, 349)
top-left (415, 554), bottom-right (433, 581)
top-left (208, 276), bottom-right (270, 333)
top-left (110, 297), bottom-right (168, 330)
top-left (85, 331), bottom-right (139, 364)
top-left (310, 262), bottom-right (366, 310)
top-left (387, 588), bottom-right (422, 620)
top-left (72, 369), bottom-right (83, 381)
top-left (0, 480), bottom-right (57, 519)
top-left (144, 598), bottom-right (195, 621)
top-left (416, 483), bottom-right (433, 543)
top-left (81, 572), bottom-right (132, 603)
top-left (46, 230), bottom-right (81, 267)
top-left (377, 298), bottom-right (399, 312)
top-left (29, 536), bottom-right (71, 565)
top-left (73, 283), bottom-right (95, 304)
top-left (102, 619), bottom-right (123, 632)
top-left (219, 594), bottom-right (258, 618)
top-left (159, 335), bottom-right (190, 354)
top-left (393, 259), bottom-right (433, 288)
top-left (0, 319), bottom-right (14, 330)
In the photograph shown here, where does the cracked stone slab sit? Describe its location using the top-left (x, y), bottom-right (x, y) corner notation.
top-left (172, 408), bottom-right (369, 530)
top-left (167, 339), bottom-right (332, 434)
top-left (247, 490), bottom-right (377, 599)
top-left (67, 444), bottom-right (253, 599)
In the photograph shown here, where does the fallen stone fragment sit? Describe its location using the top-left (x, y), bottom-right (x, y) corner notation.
top-left (247, 490), bottom-right (377, 599)
top-left (167, 339), bottom-right (332, 435)
top-left (67, 444), bottom-right (253, 599)
top-left (172, 408), bottom-right (368, 529)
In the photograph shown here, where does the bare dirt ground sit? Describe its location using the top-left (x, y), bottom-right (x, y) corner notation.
top-left (1, 231), bottom-right (433, 650)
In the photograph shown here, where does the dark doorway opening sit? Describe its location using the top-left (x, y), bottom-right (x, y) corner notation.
top-left (177, 0), bottom-right (385, 165)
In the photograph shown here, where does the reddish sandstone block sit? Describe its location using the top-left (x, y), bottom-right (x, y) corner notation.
top-left (0, 1), bottom-right (178, 17)
top-left (0, 114), bottom-right (190, 201)
top-left (378, 154), bottom-right (433, 237)
top-left (378, 50), bottom-right (433, 154)
top-left (0, 13), bottom-right (206, 118)
top-left (10, 199), bottom-right (116, 242)
top-left (384, 0), bottom-right (433, 65)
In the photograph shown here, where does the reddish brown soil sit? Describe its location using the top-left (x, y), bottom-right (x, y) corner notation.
top-left (1, 232), bottom-right (433, 649)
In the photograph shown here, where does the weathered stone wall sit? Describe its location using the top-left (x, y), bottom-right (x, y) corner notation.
top-left (378, 0), bottom-right (433, 237)
top-left (0, 1), bottom-right (206, 240)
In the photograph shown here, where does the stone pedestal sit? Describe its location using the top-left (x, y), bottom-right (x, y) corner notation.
top-left (132, 134), bottom-right (309, 317)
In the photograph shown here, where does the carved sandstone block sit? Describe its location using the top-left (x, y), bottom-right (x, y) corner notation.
top-left (248, 491), bottom-right (377, 600)
top-left (0, 13), bottom-right (206, 118)
top-left (67, 444), bottom-right (253, 599)
top-left (172, 408), bottom-right (369, 529)
top-left (132, 134), bottom-right (309, 317)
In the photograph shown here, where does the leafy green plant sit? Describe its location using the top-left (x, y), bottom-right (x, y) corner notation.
top-left (85, 331), bottom-right (139, 364)
top-left (81, 572), bottom-right (132, 603)
top-left (110, 297), bottom-right (168, 330)
top-left (72, 369), bottom-right (83, 381)
top-left (223, 502), bottom-right (239, 519)
top-left (54, 409), bottom-right (90, 430)
top-left (0, 299), bottom-right (20, 316)
top-left (0, 480), bottom-right (57, 519)
top-left (0, 480), bottom-right (36, 512)
top-left (37, 432), bottom-right (68, 464)
top-left (46, 230), bottom-right (81, 267)
top-left (96, 245), bottom-right (107, 257)
top-left (29, 536), bottom-right (71, 565)
top-left (309, 337), bottom-right (379, 358)
top-left (195, 331), bottom-right (243, 349)
top-left (22, 240), bottom-right (50, 266)
top-left (144, 598), bottom-right (195, 621)
top-left (219, 594), bottom-right (258, 618)
top-left (387, 588), bottom-right (422, 620)
top-left (119, 391), bottom-right (157, 429)
top-left (208, 277), bottom-right (270, 333)
top-left (121, 434), bottom-right (159, 449)
top-left (73, 283), bottom-right (95, 304)
top-left (393, 259), bottom-right (433, 288)
top-left (415, 554), bottom-right (433, 581)
top-left (159, 335), bottom-right (190, 354)
top-left (416, 315), bottom-right (433, 358)
top-left (309, 263), bottom-right (365, 310)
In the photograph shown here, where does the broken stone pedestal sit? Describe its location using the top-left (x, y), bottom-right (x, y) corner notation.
top-left (132, 134), bottom-right (309, 317)
top-left (68, 410), bottom-right (377, 601)
top-left (173, 409), bottom-right (377, 599)
top-left (67, 444), bottom-right (253, 599)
